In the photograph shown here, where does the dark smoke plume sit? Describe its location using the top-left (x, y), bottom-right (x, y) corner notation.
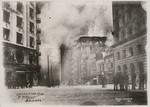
top-left (39, 1), bottom-right (113, 75)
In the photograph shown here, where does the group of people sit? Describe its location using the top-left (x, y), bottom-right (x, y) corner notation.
top-left (113, 72), bottom-right (146, 91)
top-left (47, 79), bottom-right (60, 87)
top-left (113, 72), bottom-right (129, 91)
top-left (6, 76), bottom-right (33, 89)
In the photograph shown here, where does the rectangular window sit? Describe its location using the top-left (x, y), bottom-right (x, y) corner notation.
top-left (123, 50), bottom-right (126, 58)
top-left (30, 37), bottom-right (34, 47)
top-left (125, 28), bottom-right (128, 38)
top-left (119, 31), bottom-right (122, 41)
top-left (133, 22), bottom-right (139, 35)
top-left (114, 20), bottom-right (119, 31)
top-left (111, 63), bottom-right (113, 68)
top-left (115, 9), bottom-right (119, 18)
top-left (122, 30), bottom-right (125, 40)
top-left (129, 47), bottom-right (134, 56)
top-left (3, 10), bottom-right (10, 23)
top-left (143, 16), bottom-right (146, 26)
top-left (16, 32), bottom-right (23, 44)
top-left (17, 2), bottom-right (23, 13)
top-left (125, 12), bottom-right (128, 23)
top-left (29, 7), bottom-right (34, 18)
top-left (3, 28), bottom-right (10, 41)
top-left (128, 10), bottom-right (132, 20)
top-left (119, 17), bottom-right (123, 27)
top-left (137, 44), bottom-right (142, 54)
top-left (128, 26), bottom-right (132, 37)
top-left (36, 6), bottom-right (41, 14)
top-left (132, 8), bottom-right (138, 18)
top-left (30, 22), bottom-right (34, 33)
top-left (17, 16), bottom-right (23, 28)
top-left (83, 38), bottom-right (86, 43)
top-left (117, 52), bottom-right (120, 60)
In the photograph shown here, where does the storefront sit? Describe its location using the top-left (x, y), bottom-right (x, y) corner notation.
top-left (3, 42), bottom-right (41, 89)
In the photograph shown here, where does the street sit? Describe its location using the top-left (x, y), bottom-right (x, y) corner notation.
top-left (1, 1), bottom-right (148, 107)
top-left (5, 85), bottom-right (147, 105)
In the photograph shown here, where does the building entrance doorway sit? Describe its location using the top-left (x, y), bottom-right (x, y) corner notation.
top-left (17, 72), bottom-right (27, 88)
top-left (5, 71), bottom-right (11, 88)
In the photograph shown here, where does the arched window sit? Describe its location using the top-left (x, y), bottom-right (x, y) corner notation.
top-left (4, 49), bottom-right (11, 61)
top-left (16, 50), bottom-right (24, 63)
top-left (138, 61), bottom-right (144, 74)
top-left (130, 63), bottom-right (135, 74)
top-left (29, 52), bottom-right (36, 65)
top-left (123, 64), bottom-right (127, 73)
top-left (137, 44), bottom-right (142, 54)
top-left (122, 30), bottom-right (125, 41)
top-left (116, 52), bottom-right (120, 60)
top-left (127, 25), bottom-right (132, 37)
top-left (117, 65), bottom-right (121, 72)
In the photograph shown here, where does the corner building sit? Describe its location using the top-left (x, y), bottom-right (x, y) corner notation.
top-left (2, 2), bottom-right (41, 88)
top-left (61, 36), bottom-right (107, 85)
top-left (112, 1), bottom-right (147, 86)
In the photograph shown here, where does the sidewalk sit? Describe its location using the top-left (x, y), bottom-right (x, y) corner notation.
top-left (30, 84), bottom-right (147, 91)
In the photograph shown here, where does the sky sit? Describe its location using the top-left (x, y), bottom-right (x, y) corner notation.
top-left (39, 0), bottom-right (113, 75)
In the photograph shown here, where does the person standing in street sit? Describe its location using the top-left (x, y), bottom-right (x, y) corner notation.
top-left (145, 73), bottom-right (147, 89)
top-left (132, 72), bottom-right (136, 90)
top-left (139, 73), bottom-right (145, 90)
top-left (104, 75), bottom-right (107, 88)
top-left (117, 72), bottom-right (121, 90)
top-left (120, 72), bottom-right (125, 91)
top-left (124, 72), bottom-right (129, 90)
top-left (113, 73), bottom-right (118, 90)
top-left (101, 74), bottom-right (105, 88)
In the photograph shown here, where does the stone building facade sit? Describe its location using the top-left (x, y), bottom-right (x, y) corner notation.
top-left (2, 2), bottom-right (41, 88)
top-left (112, 1), bottom-right (147, 85)
top-left (104, 48), bottom-right (114, 83)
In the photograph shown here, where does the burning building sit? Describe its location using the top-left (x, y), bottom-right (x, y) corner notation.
top-left (60, 36), bottom-right (107, 85)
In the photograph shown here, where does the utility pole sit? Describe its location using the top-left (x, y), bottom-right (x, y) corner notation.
top-left (51, 65), bottom-right (53, 87)
top-left (47, 55), bottom-right (50, 87)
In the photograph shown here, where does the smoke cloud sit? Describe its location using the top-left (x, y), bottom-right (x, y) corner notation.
top-left (39, 1), bottom-right (113, 75)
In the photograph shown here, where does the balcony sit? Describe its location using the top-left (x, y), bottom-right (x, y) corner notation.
top-left (37, 39), bottom-right (41, 45)
top-left (37, 51), bottom-right (41, 56)
top-left (36, 17), bottom-right (41, 23)
top-left (36, 8), bottom-right (41, 14)
top-left (37, 28), bottom-right (41, 34)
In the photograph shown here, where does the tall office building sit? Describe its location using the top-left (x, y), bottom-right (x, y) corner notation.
top-left (61, 36), bottom-right (107, 85)
top-left (2, 2), bottom-right (41, 88)
top-left (112, 1), bottom-right (147, 87)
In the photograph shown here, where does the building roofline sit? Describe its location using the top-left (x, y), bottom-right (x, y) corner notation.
top-left (77, 36), bottom-right (107, 42)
